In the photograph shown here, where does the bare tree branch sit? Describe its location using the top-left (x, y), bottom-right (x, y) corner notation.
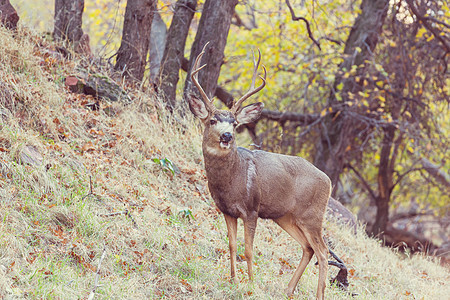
top-left (424, 16), bottom-right (450, 29)
top-left (347, 164), bottom-right (378, 202)
top-left (214, 85), bottom-right (234, 108)
top-left (392, 167), bottom-right (423, 191)
top-left (285, 0), bottom-right (321, 50)
top-left (260, 109), bottom-right (319, 124)
top-left (390, 211), bottom-right (433, 223)
top-left (405, 0), bottom-right (450, 53)
top-left (232, 11), bottom-right (254, 30)
top-left (420, 158), bottom-right (450, 188)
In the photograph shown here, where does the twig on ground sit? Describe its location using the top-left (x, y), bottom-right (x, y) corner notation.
top-left (316, 246), bottom-right (353, 294)
top-left (327, 248), bottom-right (359, 296)
top-left (327, 248), bottom-right (349, 289)
top-left (329, 248), bottom-right (345, 265)
top-left (82, 176), bottom-right (98, 201)
top-left (125, 209), bottom-right (139, 228)
top-left (98, 209), bottom-right (138, 228)
top-left (87, 246), bottom-right (107, 300)
top-left (98, 211), bottom-right (126, 217)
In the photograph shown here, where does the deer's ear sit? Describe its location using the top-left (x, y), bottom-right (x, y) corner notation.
top-left (188, 96), bottom-right (209, 120)
top-left (236, 102), bottom-right (264, 124)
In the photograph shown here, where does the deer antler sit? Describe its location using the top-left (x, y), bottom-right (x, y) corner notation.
top-left (231, 49), bottom-right (267, 114)
top-left (191, 42), bottom-right (217, 114)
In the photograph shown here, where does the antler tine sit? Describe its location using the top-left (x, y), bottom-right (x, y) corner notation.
top-left (191, 42), bottom-right (216, 113)
top-left (231, 49), bottom-right (267, 114)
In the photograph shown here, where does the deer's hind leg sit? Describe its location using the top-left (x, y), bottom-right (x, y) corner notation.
top-left (301, 221), bottom-right (329, 300)
top-left (274, 214), bottom-right (314, 296)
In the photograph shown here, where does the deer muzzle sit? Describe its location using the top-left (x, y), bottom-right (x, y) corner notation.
top-left (220, 132), bottom-right (233, 149)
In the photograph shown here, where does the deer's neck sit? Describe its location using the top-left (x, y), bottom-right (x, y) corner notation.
top-left (202, 145), bottom-right (241, 184)
top-left (203, 145), bottom-right (259, 219)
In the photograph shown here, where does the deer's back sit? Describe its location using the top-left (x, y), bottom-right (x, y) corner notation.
top-left (245, 148), bottom-right (331, 220)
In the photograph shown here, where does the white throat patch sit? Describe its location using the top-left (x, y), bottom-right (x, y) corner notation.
top-left (204, 144), bottom-right (229, 156)
top-left (247, 159), bottom-right (256, 198)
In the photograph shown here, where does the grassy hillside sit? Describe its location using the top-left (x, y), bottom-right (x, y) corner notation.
top-left (0, 26), bottom-right (448, 300)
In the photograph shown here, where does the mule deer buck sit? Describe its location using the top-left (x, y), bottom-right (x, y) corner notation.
top-left (188, 44), bottom-right (331, 300)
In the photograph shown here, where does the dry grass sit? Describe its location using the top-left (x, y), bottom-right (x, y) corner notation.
top-left (0, 26), bottom-right (449, 299)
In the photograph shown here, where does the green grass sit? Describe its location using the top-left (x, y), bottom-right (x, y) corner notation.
top-left (0, 25), bottom-right (449, 299)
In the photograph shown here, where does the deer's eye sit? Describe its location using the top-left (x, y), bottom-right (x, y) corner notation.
top-left (210, 119), bottom-right (217, 125)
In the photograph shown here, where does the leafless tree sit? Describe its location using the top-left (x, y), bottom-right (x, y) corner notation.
top-left (183, 0), bottom-right (239, 106)
top-left (158, 0), bottom-right (197, 112)
top-left (115, 0), bottom-right (156, 81)
top-left (54, 0), bottom-right (85, 43)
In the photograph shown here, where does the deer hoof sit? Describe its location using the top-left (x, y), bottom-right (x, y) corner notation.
top-left (285, 287), bottom-right (294, 297)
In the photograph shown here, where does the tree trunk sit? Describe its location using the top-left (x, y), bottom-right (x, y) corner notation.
top-left (158, 0), bottom-right (198, 112)
top-left (183, 0), bottom-right (239, 104)
top-left (371, 126), bottom-right (395, 235)
top-left (0, 0), bottom-right (19, 30)
top-left (149, 12), bottom-right (167, 81)
top-left (54, 0), bottom-right (84, 43)
top-left (314, 0), bottom-right (389, 194)
top-left (115, 0), bottom-right (156, 82)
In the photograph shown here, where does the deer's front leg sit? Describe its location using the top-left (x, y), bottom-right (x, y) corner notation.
top-left (243, 216), bottom-right (257, 281)
top-left (224, 214), bottom-right (238, 284)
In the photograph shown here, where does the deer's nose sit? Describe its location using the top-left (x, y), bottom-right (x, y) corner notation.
top-left (221, 132), bottom-right (233, 142)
